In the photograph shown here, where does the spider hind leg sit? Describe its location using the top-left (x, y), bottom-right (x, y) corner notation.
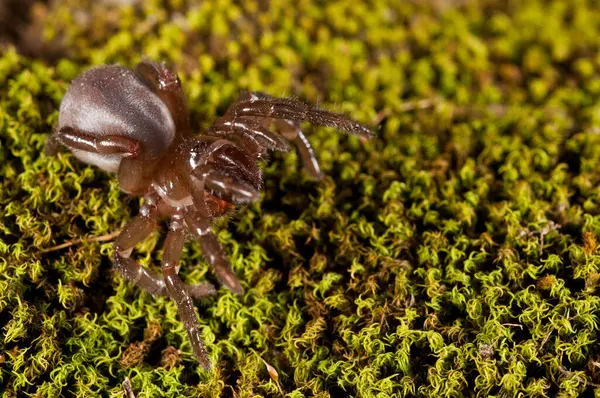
top-left (185, 210), bottom-right (244, 295)
top-left (113, 195), bottom-right (217, 299)
top-left (161, 211), bottom-right (212, 370)
top-left (112, 196), bottom-right (216, 368)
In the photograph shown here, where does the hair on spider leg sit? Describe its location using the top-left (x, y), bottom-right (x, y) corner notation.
top-left (45, 59), bottom-right (373, 369)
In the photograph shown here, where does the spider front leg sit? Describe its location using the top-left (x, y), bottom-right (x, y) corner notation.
top-left (208, 91), bottom-right (371, 178)
top-left (208, 117), bottom-right (291, 156)
top-left (162, 211), bottom-right (212, 370)
top-left (233, 91), bottom-right (373, 138)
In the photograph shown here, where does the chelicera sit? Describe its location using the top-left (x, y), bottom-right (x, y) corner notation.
top-left (46, 60), bottom-right (372, 369)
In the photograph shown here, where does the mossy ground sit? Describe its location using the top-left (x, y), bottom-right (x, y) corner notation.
top-left (1, 0), bottom-right (600, 397)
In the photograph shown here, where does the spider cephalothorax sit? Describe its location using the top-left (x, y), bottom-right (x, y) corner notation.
top-left (46, 60), bottom-right (372, 369)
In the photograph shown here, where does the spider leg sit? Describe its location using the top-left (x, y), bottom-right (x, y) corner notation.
top-left (208, 117), bottom-right (291, 154)
top-left (134, 60), bottom-right (189, 131)
top-left (191, 165), bottom-right (259, 205)
top-left (113, 194), bottom-right (217, 298)
top-left (232, 91), bottom-right (373, 138)
top-left (274, 119), bottom-right (322, 179)
top-left (162, 211), bottom-right (212, 370)
top-left (113, 195), bottom-right (168, 296)
top-left (204, 169), bottom-right (260, 204)
top-left (46, 126), bottom-right (142, 156)
top-left (206, 91), bottom-right (371, 178)
top-left (185, 210), bottom-right (244, 295)
top-left (46, 126), bottom-right (148, 193)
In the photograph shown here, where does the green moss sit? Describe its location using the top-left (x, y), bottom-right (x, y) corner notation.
top-left (2, 0), bottom-right (600, 396)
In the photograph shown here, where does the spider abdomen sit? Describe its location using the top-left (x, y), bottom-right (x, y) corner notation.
top-left (57, 65), bottom-right (176, 172)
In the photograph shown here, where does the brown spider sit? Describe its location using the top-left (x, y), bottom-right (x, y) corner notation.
top-left (45, 60), bottom-right (373, 369)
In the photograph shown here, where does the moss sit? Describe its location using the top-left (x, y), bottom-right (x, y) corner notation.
top-left (2, 0), bottom-right (600, 397)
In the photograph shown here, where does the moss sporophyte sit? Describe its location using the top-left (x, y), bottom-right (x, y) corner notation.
top-left (3, 0), bottom-right (600, 396)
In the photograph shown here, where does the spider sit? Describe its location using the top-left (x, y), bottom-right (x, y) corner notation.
top-left (45, 60), bottom-right (373, 369)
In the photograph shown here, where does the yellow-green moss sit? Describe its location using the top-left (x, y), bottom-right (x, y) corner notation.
top-left (2, 0), bottom-right (600, 397)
